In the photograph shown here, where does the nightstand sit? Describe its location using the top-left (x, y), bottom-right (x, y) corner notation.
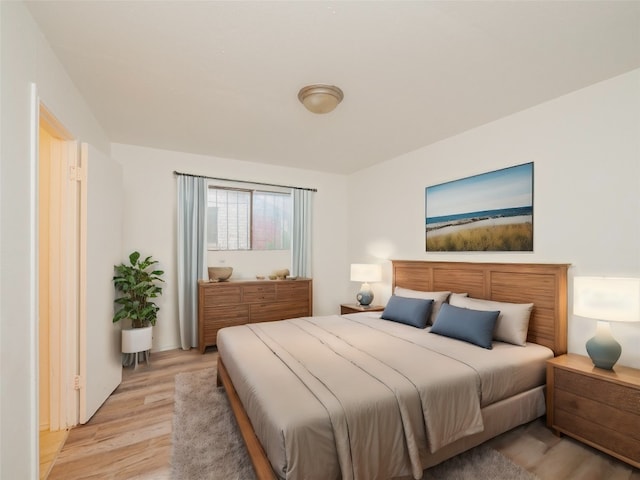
top-left (340, 303), bottom-right (385, 315)
top-left (546, 353), bottom-right (640, 468)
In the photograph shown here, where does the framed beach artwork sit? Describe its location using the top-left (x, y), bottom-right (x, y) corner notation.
top-left (425, 162), bottom-right (533, 252)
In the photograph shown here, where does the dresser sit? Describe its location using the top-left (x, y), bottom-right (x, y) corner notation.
top-left (198, 278), bottom-right (312, 353)
top-left (546, 354), bottom-right (640, 468)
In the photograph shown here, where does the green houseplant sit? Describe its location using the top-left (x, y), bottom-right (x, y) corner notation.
top-left (113, 251), bottom-right (165, 328)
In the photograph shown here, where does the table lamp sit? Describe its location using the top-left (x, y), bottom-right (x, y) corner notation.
top-left (573, 276), bottom-right (640, 370)
top-left (350, 264), bottom-right (382, 307)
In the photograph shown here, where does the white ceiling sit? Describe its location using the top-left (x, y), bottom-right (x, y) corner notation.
top-left (26, 1), bottom-right (640, 174)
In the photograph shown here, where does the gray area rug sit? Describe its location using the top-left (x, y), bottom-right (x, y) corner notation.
top-left (172, 368), bottom-right (537, 480)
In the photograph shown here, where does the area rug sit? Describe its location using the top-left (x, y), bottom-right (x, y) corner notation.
top-left (172, 368), bottom-right (538, 480)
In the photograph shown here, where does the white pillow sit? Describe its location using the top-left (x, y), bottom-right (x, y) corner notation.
top-left (394, 287), bottom-right (451, 325)
top-left (448, 292), bottom-right (469, 303)
top-left (448, 295), bottom-right (533, 346)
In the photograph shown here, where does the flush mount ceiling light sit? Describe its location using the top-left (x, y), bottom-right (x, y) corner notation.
top-left (297, 84), bottom-right (344, 114)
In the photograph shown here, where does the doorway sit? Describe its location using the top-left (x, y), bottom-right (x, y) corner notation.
top-left (38, 106), bottom-right (79, 478)
top-left (36, 103), bottom-right (124, 477)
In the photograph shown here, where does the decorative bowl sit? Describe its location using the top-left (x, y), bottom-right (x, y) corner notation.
top-left (208, 267), bottom-right (233, 282)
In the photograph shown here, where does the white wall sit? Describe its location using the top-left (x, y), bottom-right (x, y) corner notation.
top-left (0, 2), bottom-right (112, 478)
top-left (111, 143), bottom-right (350, 351)
top-left (347, 69), bottom-right (640, 368)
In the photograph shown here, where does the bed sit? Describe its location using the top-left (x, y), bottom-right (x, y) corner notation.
top-left (216, 260), bottom-right (569, 480)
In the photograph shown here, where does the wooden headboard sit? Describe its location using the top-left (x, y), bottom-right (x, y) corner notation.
top-left (391, 260), bottom-right (569, 356)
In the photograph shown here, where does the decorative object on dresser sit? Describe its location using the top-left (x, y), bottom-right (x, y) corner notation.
top-left (546, 353), bottom-right (640, 468)
top-left (573, 276), bottom-right (640, 370)
top-left (350, 263), bottom-right (382, 306)
top-left (208, 266), bottom-right (233, 282)
top-left (340, 303), bottom-right (385, 315)
top-left (113, 251), bottom-right (165, 368)
top-left (198, 278), bottom-right (312, 353)
top-left (272, 268), bottom-right (290, 280)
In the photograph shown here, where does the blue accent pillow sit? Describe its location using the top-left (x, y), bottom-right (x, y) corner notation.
top-left (381, 295), bottom-right (434, 329)
top-left (431, 303), bottom-right (500, 349)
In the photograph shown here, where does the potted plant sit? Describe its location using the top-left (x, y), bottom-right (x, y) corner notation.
top-left (113, 251), bottom-right (164, 366)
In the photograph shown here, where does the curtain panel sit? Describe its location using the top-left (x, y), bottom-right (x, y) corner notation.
top-left (291, 188), bottom-right (313, 278)
top-left (176, 176), bottom-right (207, 350)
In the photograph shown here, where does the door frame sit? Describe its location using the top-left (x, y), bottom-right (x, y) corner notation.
top-left (37, 98), bottom-right (81, 433)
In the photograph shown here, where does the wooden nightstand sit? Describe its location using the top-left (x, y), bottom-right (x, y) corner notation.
top-left (340, 303), bottom-right (385, 315)
top-left (546, 353), bottom-right (640, 468)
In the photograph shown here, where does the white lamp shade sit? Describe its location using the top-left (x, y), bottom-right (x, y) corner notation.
top-left (574, 276), bottom-right (640, 323)
top-left (350, 264), bottom-right (382, 283)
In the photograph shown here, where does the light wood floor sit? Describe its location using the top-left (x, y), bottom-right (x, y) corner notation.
top-left (44, 348), bottom-right (640, 479)
top-left (40, 429), bottom-right (68, 479)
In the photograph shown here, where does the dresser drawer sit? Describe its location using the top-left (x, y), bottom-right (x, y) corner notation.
top-left (555, 387), bottom-right (640, 438)
top-left (553, 406), bottom-right (640, 464)
top-left (203, 305), bottom-right (250, 332)
top-left (202, 284), bottom-right (242, 305)
top-left (243, 284), bottom-right (276, 303)
top-left (276, 281), bottom-right (310, 301)
top-left (202, 305), bottom-right (249, 344)
top-left (555, 369), bottom-right (640, 416)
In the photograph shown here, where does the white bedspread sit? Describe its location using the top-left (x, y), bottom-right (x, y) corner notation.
top-left (217, 312), bottom-right (552, 480)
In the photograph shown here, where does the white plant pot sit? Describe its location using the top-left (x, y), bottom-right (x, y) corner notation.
top-left (121, 325), bottom-right (153, 354)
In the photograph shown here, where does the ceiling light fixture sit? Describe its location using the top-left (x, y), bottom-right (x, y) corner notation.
top-left (297, 84), bottom-right (344, 114)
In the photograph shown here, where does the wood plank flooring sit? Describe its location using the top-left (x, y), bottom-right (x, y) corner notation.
top-left (45, 348), bottom-right (640, 479)
top-left (46, 349), bottom-right (215, 480)
top-left (40, 429), bottom-right (68, 479)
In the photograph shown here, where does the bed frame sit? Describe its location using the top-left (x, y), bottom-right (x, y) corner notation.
top-left (217, 260), bottom-right (569, 480)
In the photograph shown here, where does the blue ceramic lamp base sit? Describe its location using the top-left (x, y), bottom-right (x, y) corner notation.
top-left (356, 282), bottom-right (374, 307)
top-left (586, 321), bottom-right (622, 370)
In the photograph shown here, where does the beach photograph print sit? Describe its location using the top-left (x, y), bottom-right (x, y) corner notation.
top-left (425, 162), bottom-right (533, 252)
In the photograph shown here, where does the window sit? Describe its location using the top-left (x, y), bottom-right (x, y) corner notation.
top-left (207, 186), bottom-right (291, 251)
top-left (207, 188), bottom-right (250, 250)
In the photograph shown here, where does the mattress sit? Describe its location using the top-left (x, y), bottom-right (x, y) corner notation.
top-left (217, 311), bottom-right (553, 480)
